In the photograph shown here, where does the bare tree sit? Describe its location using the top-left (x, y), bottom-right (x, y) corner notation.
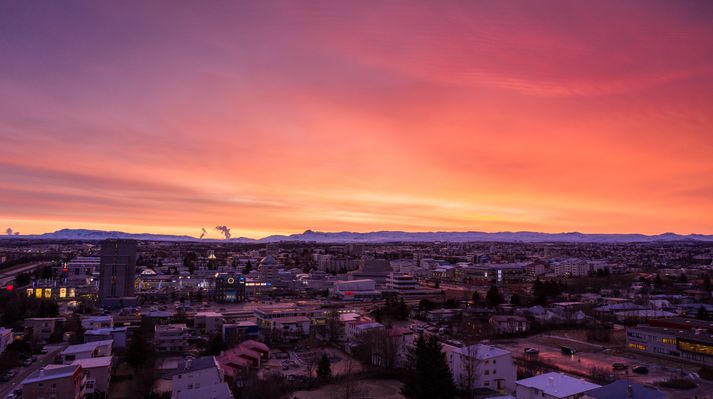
top-left (341, 358), bottom-right (364, 399)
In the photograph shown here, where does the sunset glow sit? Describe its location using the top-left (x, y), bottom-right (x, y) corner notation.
top-left (1, 1), bottom-right (712, 238)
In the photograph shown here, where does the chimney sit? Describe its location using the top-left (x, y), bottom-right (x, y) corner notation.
top-left (548, 377), bottom-right (555, 387)
top-left (627, 384), bottom-right (633, 397)
top-left (40, 369), bottom-right (45, 377)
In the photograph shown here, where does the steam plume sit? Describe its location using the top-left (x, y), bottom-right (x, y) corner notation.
top-left (215, 225), bottom-right (231, 240)
top-left (199, 228), bottom-right (207, 239)
top-left (5, 228), bottom-right (19, 236)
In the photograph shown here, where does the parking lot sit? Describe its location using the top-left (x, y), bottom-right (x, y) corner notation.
top-left (500, 333), bottom-right (713, 398)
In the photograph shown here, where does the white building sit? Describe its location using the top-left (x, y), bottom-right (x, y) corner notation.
top-left (72, 356), bottom-right (112, 395)
top-left (553, 260), bottom-right (590, 277)
top-left (195, 311), bottom-right (224, 335)
top-left (155, 324), bottom-right (189, 352)
top-left (258, 256), bottom-right (281, 284)
top-left (61, 340), bottom-right (113, 364)
top-left (172, 356), bottom-right (232, 399)
top-left (445, 344), bottom-right (516, 394)
top-left (515, 372), bottom-right (600, 399)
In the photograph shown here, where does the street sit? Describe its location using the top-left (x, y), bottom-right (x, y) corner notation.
top-left (0, 344), bottom-right (67, 399)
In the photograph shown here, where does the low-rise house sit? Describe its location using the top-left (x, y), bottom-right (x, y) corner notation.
top-left (216, 340), bottom-right (269, 386)
top-left (445, 343), bottom-right (516, 394)
top-left (21, 365), bottom-right (85, 399)
top-left (515, 372), bottom-right (600, 399)
top-left (72, 356), bottom-right (112, 396)
top-left (61, 340), bottom-right (113, 364)
top-left (155, 324), bottom-right (189, 352)
top-left (85, 327), bottom-right (127, 348)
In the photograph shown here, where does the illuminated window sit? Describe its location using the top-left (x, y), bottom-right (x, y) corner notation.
top-left (628, 343), bottom-right (646, 351)
top-left (678, 340), bottom-right (713, 356)
top-left (662, 337), bottom-right (676, 345)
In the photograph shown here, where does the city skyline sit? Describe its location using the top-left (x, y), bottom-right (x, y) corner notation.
top-left (2, 1), bottom-right (713, 239)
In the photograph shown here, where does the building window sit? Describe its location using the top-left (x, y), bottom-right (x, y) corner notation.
top-left (628, 343), bottom-right (646, 351)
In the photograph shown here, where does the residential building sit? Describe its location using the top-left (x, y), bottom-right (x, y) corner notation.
top-left (445, 344), bottom-right (516, 394)
top-left (515, 372), bottom-right (600, 399)
top-left (25, 317), bottom-right (65, 342)
top-left (72, 356), bottom-right (112, 396)
top-left (222, 321), bottom-right (259, 345)
top-left (172, 356), bottom-right (230, 399)
top-left (85, 327), bottom-right (127, 348)
top-left (195, 311), bottom-right (224, 335)
top-left (61, 340), bottom-right (113, 364)
top-left (21, 365), bottom-right (85, 399)
top-left (258, 256), bottom-right (280, 284)
top-left (155, 324), bottom-right (189, 352)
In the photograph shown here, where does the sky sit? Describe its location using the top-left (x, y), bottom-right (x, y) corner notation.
top-left (1, 1), bottom-right (713, 239)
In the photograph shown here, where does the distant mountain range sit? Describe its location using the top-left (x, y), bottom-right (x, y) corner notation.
top-left (3, 228), bottom-right (713, 243)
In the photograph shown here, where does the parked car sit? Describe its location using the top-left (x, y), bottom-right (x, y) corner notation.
top-left (612, 362), bottom-right (628, 370)
top-left (561, 346), bottom-right (577, 356)
top-left (524, 347), bottom-right (540, 355)
top-left (22, 359), bottom-right (33, 367)
top-left (632, 366), bottom-right (649, 374)
top-left (40, 348), bottom-right (48, 354)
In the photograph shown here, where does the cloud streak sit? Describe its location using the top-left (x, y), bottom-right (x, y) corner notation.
top-left (0, 1), bottom-right (712, 236)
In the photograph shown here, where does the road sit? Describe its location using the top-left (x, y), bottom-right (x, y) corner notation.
top-left (0, 344), bottom-right (66, 398)
top-left (0, 262), bottom-right (53, 287)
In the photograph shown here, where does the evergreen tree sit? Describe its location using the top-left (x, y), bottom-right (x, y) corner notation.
top-left (402, 335), bottom-right (456, 399)
top-left (705, 275), bottom-right (712, 292)
top-left (205, 334), bottom-right (226, 356)
top-left (471, 291), bottom-right (481, 306)
top-left (697, 306), bottom-right (710, 321)
top-left (126, 329), bottom-right (151, 369)
top-left (317, 353), bottom-right (332, 381)
top-left (486, 285), bottom-right (503, 306)
top-left (654, 273), bottom-right (663, 289)
top-left (510, 293), bottom-right (521, 306)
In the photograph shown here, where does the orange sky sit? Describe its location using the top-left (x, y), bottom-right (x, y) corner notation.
top-left (1, 1), bottom-right (712, 238)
